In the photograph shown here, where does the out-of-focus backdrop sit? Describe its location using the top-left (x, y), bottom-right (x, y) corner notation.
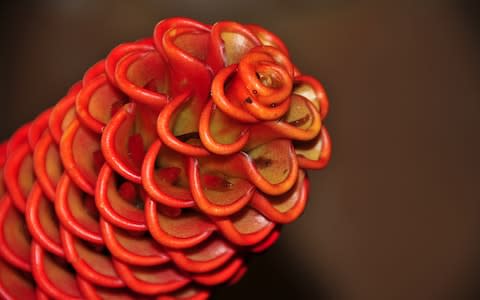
top-left (1, 1), bottom-right (480, 299)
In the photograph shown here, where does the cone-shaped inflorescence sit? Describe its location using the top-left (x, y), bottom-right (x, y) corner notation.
top-left (0, 17), bottom-right (331, 299)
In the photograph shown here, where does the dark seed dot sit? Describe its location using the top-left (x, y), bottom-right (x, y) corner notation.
top-left (135, 198), bottom-right (145, 210)
top-left (254, 157), bottom-right (273, 169)
top-left (288, 114), bottom-right (311, 127)
top-left (245, 97), bottom-right (253, 104)
top-left (176, 132), bottom-right (200, 142)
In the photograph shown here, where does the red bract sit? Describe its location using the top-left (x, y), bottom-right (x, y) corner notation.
top-left (0, 17), bottom-right (331, 299)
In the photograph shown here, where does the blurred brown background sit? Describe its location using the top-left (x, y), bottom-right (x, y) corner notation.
top-left (1, 1), bottom-right (480, 299)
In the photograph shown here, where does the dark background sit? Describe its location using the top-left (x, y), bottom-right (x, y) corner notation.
top-left (1, 1), bottom-right (480, 299)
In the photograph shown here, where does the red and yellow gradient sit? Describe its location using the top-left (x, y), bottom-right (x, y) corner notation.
top-left (0, 17), bottom-right (330, 299)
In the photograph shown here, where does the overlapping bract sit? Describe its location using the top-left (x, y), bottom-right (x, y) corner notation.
top-left (0, 17), bottom-right (331, 299)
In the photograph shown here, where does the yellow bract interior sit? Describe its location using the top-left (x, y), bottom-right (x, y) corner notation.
top-left (115, 229), bottom-right (164, 257)
top-left (75, 241), bottom-right (118, 277)
top-left (270, 170), bottom-right (305, 213)
top-left (173, 287), bottom-right (199, 299)
top-left (174, 30), bottom-right (210, 62)
top-left (129, 265), bottom-right (185, 284)
top-left (172, 96), bottom-right (201, 139)
top-left (19, 154), bottom-right (34, 197)
top-left (61, 107), bottom-right (77, 132)
top-left (185, 238), bottom-right (230, 262)
top-left (221, 31), bottom-right (256, 66)
top-left (294, 82), bottom-right (320, 111)
top-left (45, 144), bottom-right (63, 185)
top-left (248, 139), bottom-right (293, 185)
top-left (205, 178), bottom-right (249, 206)
top-left (231, 208), bottom-right (270, 234)
top-left (4, 207), bottom-right (31, 263)
top-left (38, 194), bottom-right (61, 244)
top-left (72, 126), bottom-right (100, 183)
top-left (208, 106), bottom-right (246, 145)
top-left (282, 95), bottom-right (314, 130)
top-left (157, 209), bottom-right (213, 239)
top-left (294, 134), bottom-right (324, 161)
top-left (88, 82), bottom-right (125, 124)
top-left (126, 51), bottom-right (170, 94)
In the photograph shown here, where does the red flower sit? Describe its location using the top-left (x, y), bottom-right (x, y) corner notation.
top-left (0, 17), bottom-right (330, 299)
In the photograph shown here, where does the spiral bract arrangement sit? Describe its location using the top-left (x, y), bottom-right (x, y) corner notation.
top-left (0, 17), bottom-right (330, 299)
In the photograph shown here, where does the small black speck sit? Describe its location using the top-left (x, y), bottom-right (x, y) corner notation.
top-left (254, 157), bottom-right (273, 168)
top-left (245, 97), bottom-right (253, 104)
top-left (135, 199), bottom-right (145, 210)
